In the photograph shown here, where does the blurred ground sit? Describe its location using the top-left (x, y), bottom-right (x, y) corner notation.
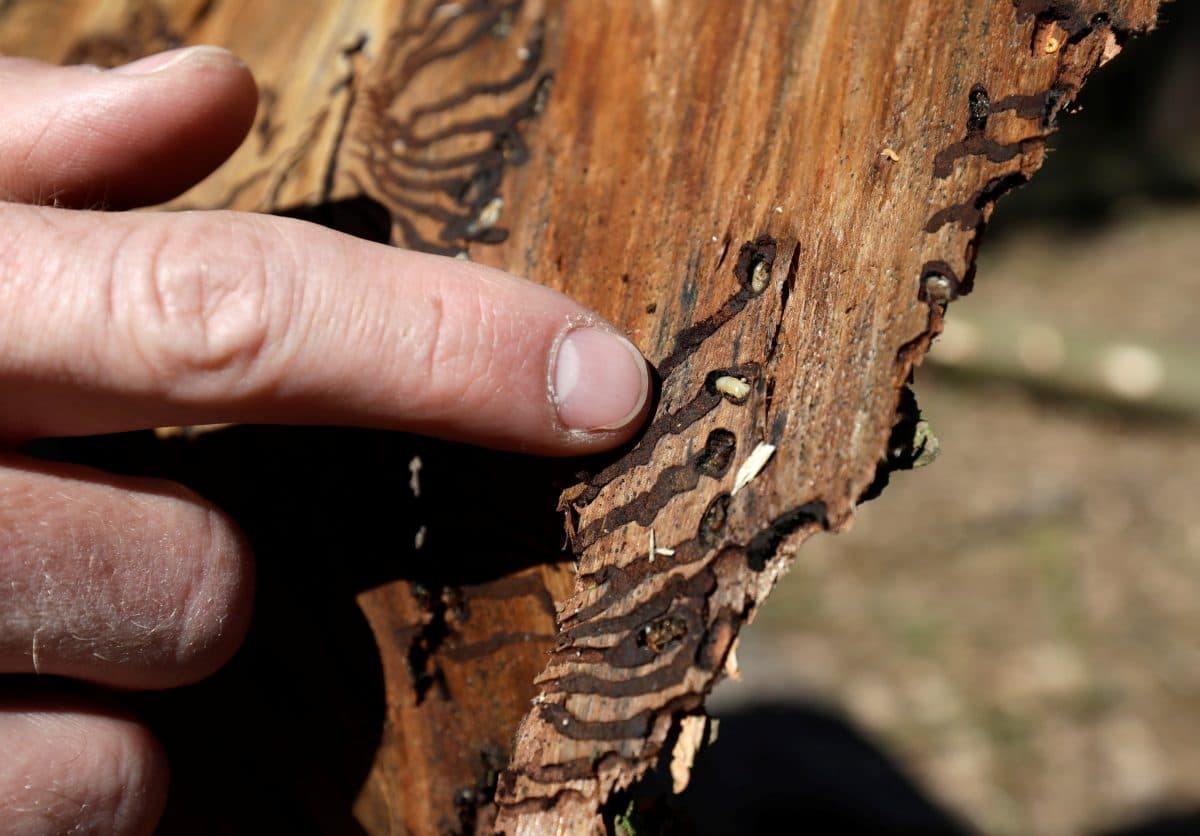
top-left (692, 6), bottom-right (1200, 835)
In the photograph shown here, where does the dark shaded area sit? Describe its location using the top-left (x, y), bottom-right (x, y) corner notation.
top-left (745, 502), bottom-right (829, 572)
top-left (676, 702), bottom-right (979, 836)
top-left (275, 195), bottom-right (394, 244)
top-left (859, 386), bottom-right (926, 504)
top-left (1098, 812), bottom-right (1200, 836)
top-left (672, 703), bottom-right (1200, 836)
top-left (25, 426), bottom-right (582, 835)
top-left (990, 2), bottom-right (1200, 235)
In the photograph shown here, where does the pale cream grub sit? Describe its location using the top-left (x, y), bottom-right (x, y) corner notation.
top-left (750, 259), bottom-right (771, 293)
top-left (714, 375), bottom-right (751, 401)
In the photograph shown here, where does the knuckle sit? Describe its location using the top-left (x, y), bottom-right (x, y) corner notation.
top-left (117, 215), bottom-right (290, 400)
top-left (422, 279), bottom-right (502, 409)
top-left (418, 287), bottom-right (447, 388)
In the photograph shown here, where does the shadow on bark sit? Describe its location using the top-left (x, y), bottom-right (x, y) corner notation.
top-left (25, 426), bottom-right (586, 833)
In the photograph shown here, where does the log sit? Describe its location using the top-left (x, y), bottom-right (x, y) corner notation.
top-left (0, 0), bottom-right (1164, 833)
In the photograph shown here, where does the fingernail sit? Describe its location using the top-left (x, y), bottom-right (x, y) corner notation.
top-left (110, 45), bottom-right (237, 75)
top-left (553, 328), bottom-right (650, 432)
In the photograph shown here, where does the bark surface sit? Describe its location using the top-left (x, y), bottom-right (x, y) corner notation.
top-left (0, 0), bottom-right (1163, 833)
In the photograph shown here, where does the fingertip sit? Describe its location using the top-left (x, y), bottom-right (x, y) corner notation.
top-left (109, 45), bottom-right (246, 77)
top-left (102, 46), bottom-right (259, 207)
top-left (382, 254), bottom-right (654, 457)
top-left (0, 702), bottom-right (169, 836)
top-left (170, 501), bottom-right (257, 686)
top-left (550, 325), bottom-right (653, 445)
top-left (0, 457), bottom-right (256, 689)
top-left (0, 46), bottom-right (259, 209)
top-left (110, 717), bottom-right (170, 836)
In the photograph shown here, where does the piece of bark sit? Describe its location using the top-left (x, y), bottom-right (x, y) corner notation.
top-left (489, 5), bottom-right (1154, 828)
top-left (0, 1), bottom-right (1163, 833)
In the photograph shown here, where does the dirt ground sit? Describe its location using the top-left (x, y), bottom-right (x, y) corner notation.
top-left (707, 355), bottom-right (1200, 834)
top-left (684, 15), bottom-right (1200, 835)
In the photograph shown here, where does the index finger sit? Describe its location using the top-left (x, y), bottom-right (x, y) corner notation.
top-left (0, 203), bottom-right (651, 455)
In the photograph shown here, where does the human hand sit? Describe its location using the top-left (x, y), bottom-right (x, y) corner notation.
top-left (0, 46), bottom-right (650, 834)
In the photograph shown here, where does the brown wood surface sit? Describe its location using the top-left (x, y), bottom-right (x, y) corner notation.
top-left (0, 0), bottom-right (1164, 833)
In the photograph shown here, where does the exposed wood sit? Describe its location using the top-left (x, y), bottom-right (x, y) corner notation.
top-left (0, 0), bottom-right (1164, 833)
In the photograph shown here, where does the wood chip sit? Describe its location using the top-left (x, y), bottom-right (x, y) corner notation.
top-left (724, 638), bottom-right (742, 681)
top-left (469, 196), bottom-right (504, 232)
top-left (648, 529), bottom-right (675, 560)
top-left (731, 443), bottom-right (777, 495)
top-left (670, 715), bottom-right (709, 794)
top-left (408, 456), bottom-right (423, 497)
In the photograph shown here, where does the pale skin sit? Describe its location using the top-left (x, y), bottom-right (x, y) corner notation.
top-left (0, 46), bottom-right (651, 835)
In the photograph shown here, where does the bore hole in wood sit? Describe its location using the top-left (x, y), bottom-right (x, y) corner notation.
top-left (733, 236), bottom-right (777, 296)
top-left (706, 370), bottom-right (753, 404)
top-left (695, 429), bottom-right (737, 478)
top-left (967, 84), bottom-right (990, 132)
top-left (698, 493), bottom-right (731, 546)
top-left (920, 271), bottom-right (957, 305)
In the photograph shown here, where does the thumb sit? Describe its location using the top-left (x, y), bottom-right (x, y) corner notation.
top-left (0, 47), bottom-right (258, 209)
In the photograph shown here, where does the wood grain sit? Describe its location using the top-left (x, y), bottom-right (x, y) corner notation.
top-left (0, 0), bottom-right (1163, 832)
